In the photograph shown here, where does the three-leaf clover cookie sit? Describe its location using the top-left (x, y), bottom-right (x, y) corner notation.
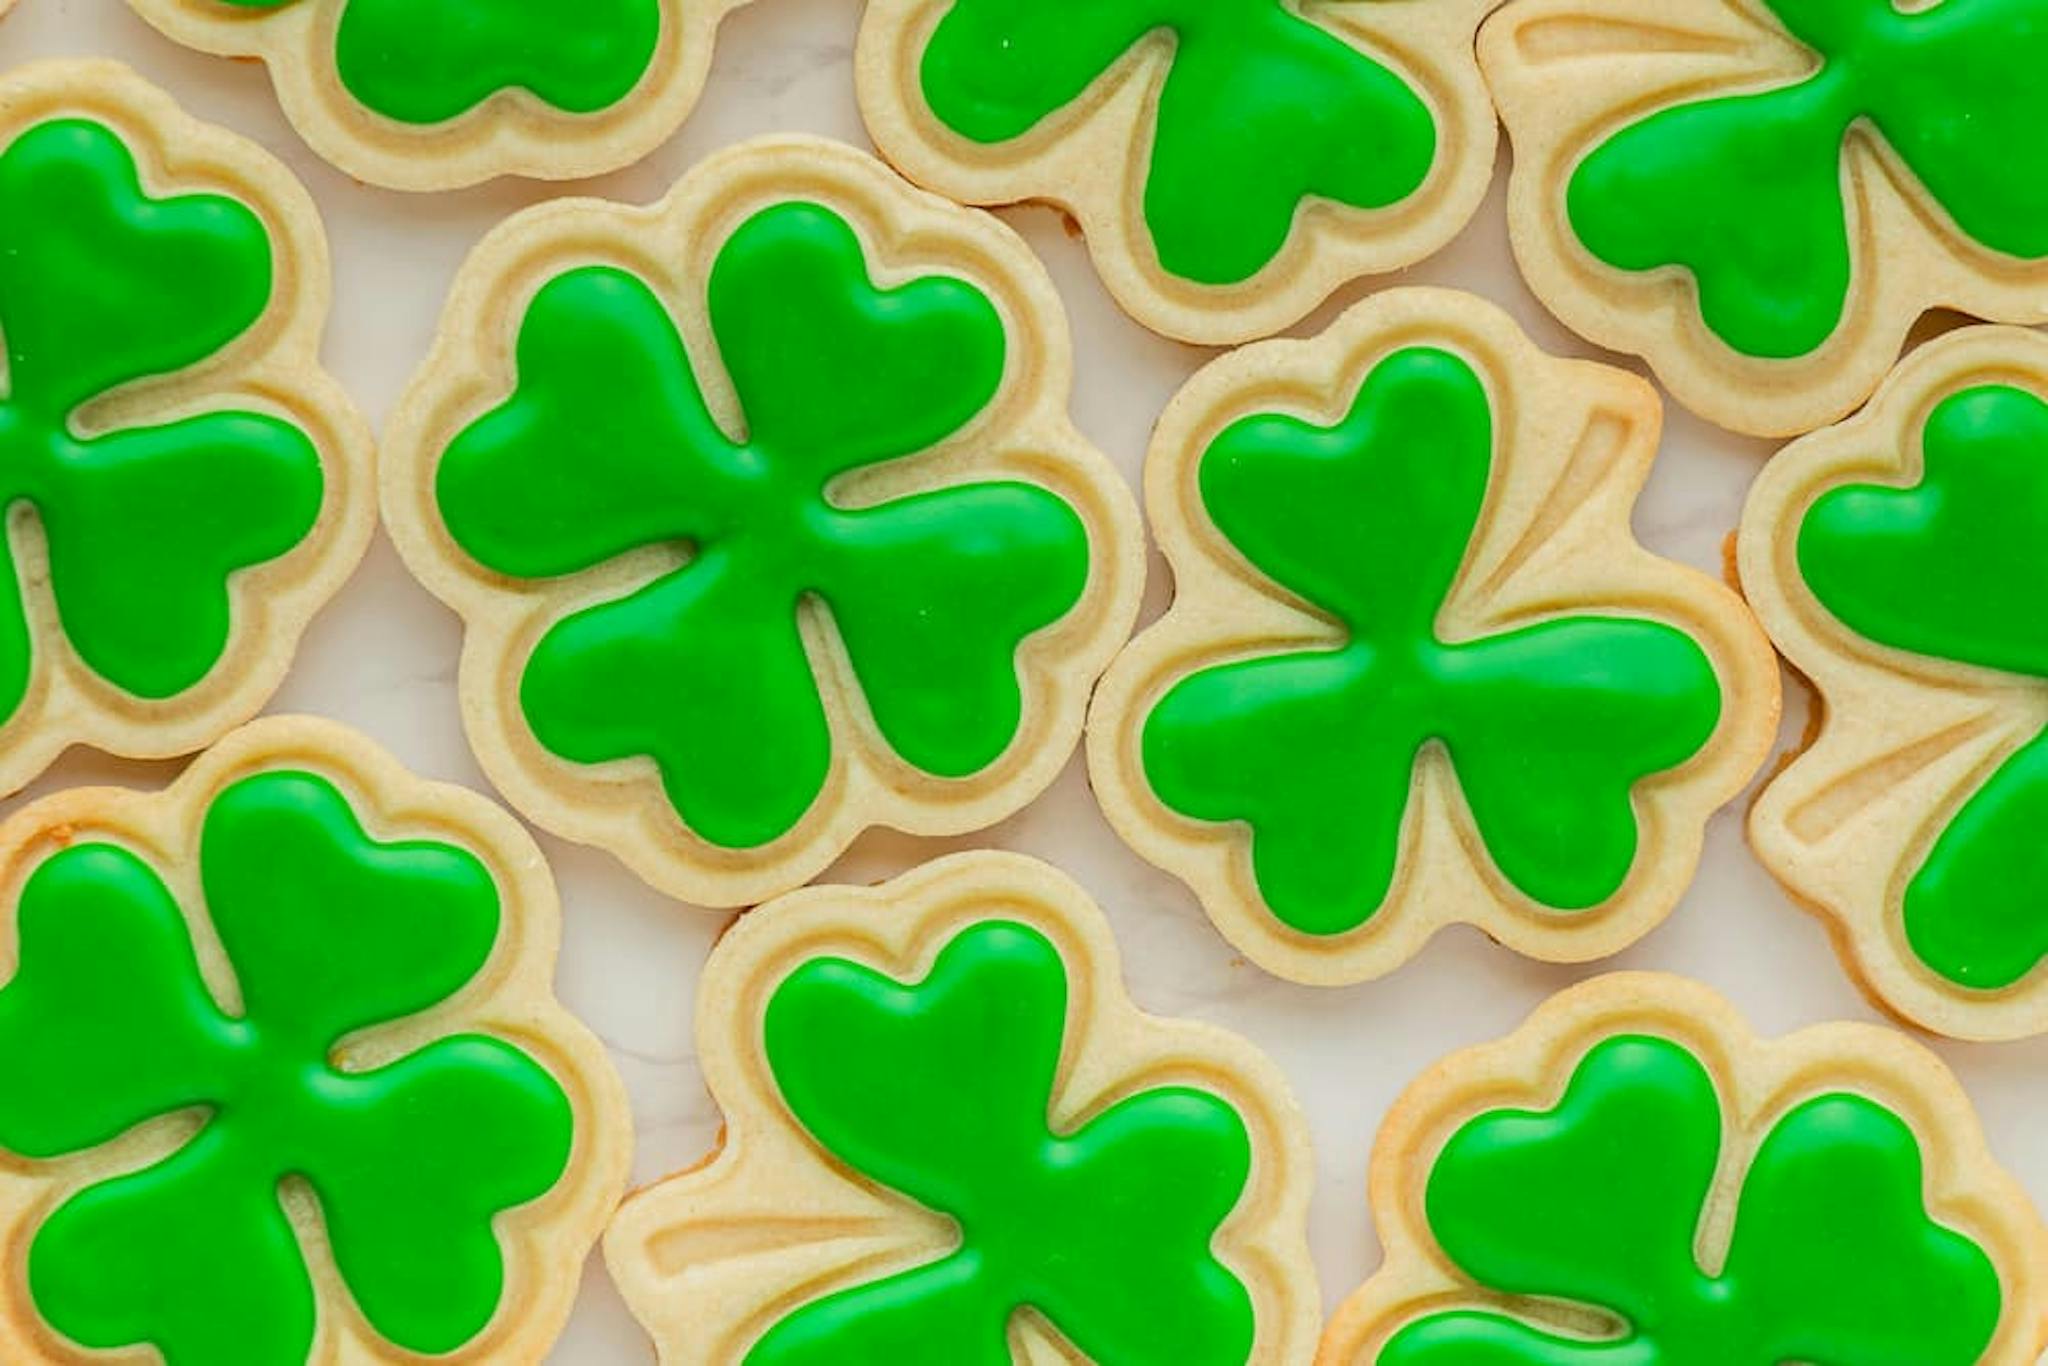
top-left (855, 0), bottom-right (1498, 343)
top-left (126, 0), bottom-right (744, 188)
top-left (0, 61), bottom-right (371, 798)
top-left (1088, 289), bottom-right (1779, 984)
top-left (1481, 0), bottom-right (2048, 436)
top-left (384, 135), bottom-right (1142, 907)
top-left (604, 851), bottom-right (1320, 1364)
top-left (1320, 972), bottom-right (2048, 1364)
top-left (1742, 325), bottom-right (2048, 1040)
top-left (0, 716), bottom-right (630, 1364)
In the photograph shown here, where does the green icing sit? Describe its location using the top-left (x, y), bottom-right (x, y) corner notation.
top-left (0, 771), bottom-right (574, 1365)
top-left (1798, 383), bottom-right (2048, 989)
top-left (0, 119), bottom-right (322, 716)
top-left (436, 201), bottom-right (1091, 850)
top-left (1379, 1035), bottom-right (2003, 1365)
top-left (1140, 347), bottom-right (1721, 936)
top-left (223, 0), bottom-right (660, 124)
top-left (1567, 0), bottom-right (2048, 358)
top-left (750, 920), bottom-right (1255, 1364)
top-left (919, 0), bottom-right (1437, 285)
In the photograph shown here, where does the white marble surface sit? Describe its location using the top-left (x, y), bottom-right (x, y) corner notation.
top-left (4, 1), bottom-right (2043, 1359)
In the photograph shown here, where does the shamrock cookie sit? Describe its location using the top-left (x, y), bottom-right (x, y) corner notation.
top-left (126, 0), bottom-right (741, 189)
top-left (1320, 972), bottom-right (2048, 1363)
top-left (1741, 327), bottom-right (2048, 1040)
top-left (0, 61), bottom-right (371, 798)
top-left (384, 135), bottom-right (1142, 908)
top-left (0, 715), bottom-right (630, 1363)
top-left (1088, 289), bottom-right (1779, 984)
top-left (855, 0), bottom-right (1498, 344)
top-left (1480, 0), bottom-right (2048, 438)
top-left (605, 850), bottom-right (1318, 1364)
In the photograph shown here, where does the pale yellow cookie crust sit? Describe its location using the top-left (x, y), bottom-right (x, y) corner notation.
top-left (0, 715), bottom-right (631, 1364)
top-left (1478, 0), bottom-right (2048, 439)
top-left (383, 134), bottom-right (1144, 911)
top-left (0, 60), bottom-right (373, 800)
top-left (123, 0), bottom-right (746, 191)
top-left (604, 849), bottom-right (1320, 1364)
top-left (854, 0), bottom-right (1499, 346)
top-left (1740, 325), bottom-right (2048, 1041)
top-left (1319, 971), bottom-right (2048, 1363)
top-left (1087, 287), bottom-right (1780, 985)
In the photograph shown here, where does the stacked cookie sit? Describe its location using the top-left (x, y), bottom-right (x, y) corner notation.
top-left (0, 0), bottom-right (2042, 1360)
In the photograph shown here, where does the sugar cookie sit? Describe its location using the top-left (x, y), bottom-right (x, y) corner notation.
top-left (1742, 325), bottom-right (2048, 1040)
top-left (1321, 972), bottom-right (2048, 1364)
top-left (126, 0), bottom-right (744, 189)
top-left (0, 60), bottom-right (371, 797)
top-left (605, 850), bottom-right (1318, 1364)
top-left (1480, 0), bottom-right (2048, 437)
top-left (384, 135), bottom-right (1142, 908)
top-left (856, 0), bottom-right (1498, 344)
top-left (0, 716), bottom-right (630, 1363)
top-left (1088, 287), bottom-right (1779, 984)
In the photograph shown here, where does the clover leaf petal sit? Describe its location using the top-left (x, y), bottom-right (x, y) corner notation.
top-left (1565, 0), bottom-right (2048, 359)
top-left (436, 199), bottom-right (1092, 850)
top-left (1798, 382), bottom-right (2048, 990)
top-left (332, 0), bottom-right (662, 124)
top-left (1799, 385), bottom-right (2048, 680)
top-left (30, 1124), bottom-right (317, 1366)
top-left (1724, 1093), bottom-right (2001, 1362)
top-left (296, 1036), bottom-right (575, 1352)
top-left (921, 0), bottom-right (1436, 285)
top-left (1383, 1034), bottom-right (2003, 1363)
top-left (0, 845), bottom-right (228, 1158)
top-left (1142, 346), bottom-right (1720, 935)
top-left (522, 551), bottom-right (834, 850)
top-left (755, 920), bottom-right (1256, 1363)
top-left (198, 770), bottom-right (501, 1043)
top-left (0, 767), bottom-right (578, 1362)
top-left (41, 414), bottom-right (321, 697)
top-left (815, 484), bottom-right (1086, 775)
top-left (0, 116), bottom-right (326, 713)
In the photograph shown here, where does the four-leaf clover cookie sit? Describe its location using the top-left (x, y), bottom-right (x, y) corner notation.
top-left (384, 135), bottom-right (1142, 908)
top-left (603, 851), bottom-right (1320, 1364)
top-left (0, 716), bottom-right (630, 1364)
top-left (855, 0), bottom-right (1499, 343)
top-left (0, 61), bottom-right (371, 799)
top-left (1742, 325), bottom-right (2048, 1040)
top-left (1481, 0), bottom-right (2048, 436)
top-left (1088, 289), bottom-right (1779, 984)
top-left (126, 0), bottom-right (745, 188)
top-left (1320, 972), bottom-right (2048, 1364)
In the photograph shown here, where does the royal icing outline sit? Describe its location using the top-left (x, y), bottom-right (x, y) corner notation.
top-left (1741, 325), bottom-right (2048, 1041)
top-left (124, 0), bottom-right (746, 190)
top-left (1479, 0), bottom-right (2048, 438)
top-left (603, 850), bottom-right (1320, 1363)
top-left (0, 715), bottom-right (631, 1363)
top-left (1087, 287), bottom-right (1779, 984)
top-left (382, 134), bottom-right (1143, 909)
top-left (0, 60), bottom-right (372, 798)
top-left (854, 0), bottom-right (1498, 345)
top-left (1320, 971), bottom-right (2048, 1363)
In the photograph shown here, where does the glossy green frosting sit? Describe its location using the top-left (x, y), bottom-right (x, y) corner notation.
top-left (0, 771), bottom-right (573, 1365)
top-left (1142, 347), bottom-right (1721, 936)
top-left (0, 118), bottom-right (322, 719)
top-left (1568, 0), bottom-right (2048, 358)
top-left (437, 201), bottom-right (1091, 849)
top-left (919, 0), bottom-right (1437, 285)
top-left (1799, 383), bottom-right (2048, 988)
top-left (750, 920), bottom-right (1256, 1364)
top-left (1381, 1035), bottom-right (2001, 1364)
